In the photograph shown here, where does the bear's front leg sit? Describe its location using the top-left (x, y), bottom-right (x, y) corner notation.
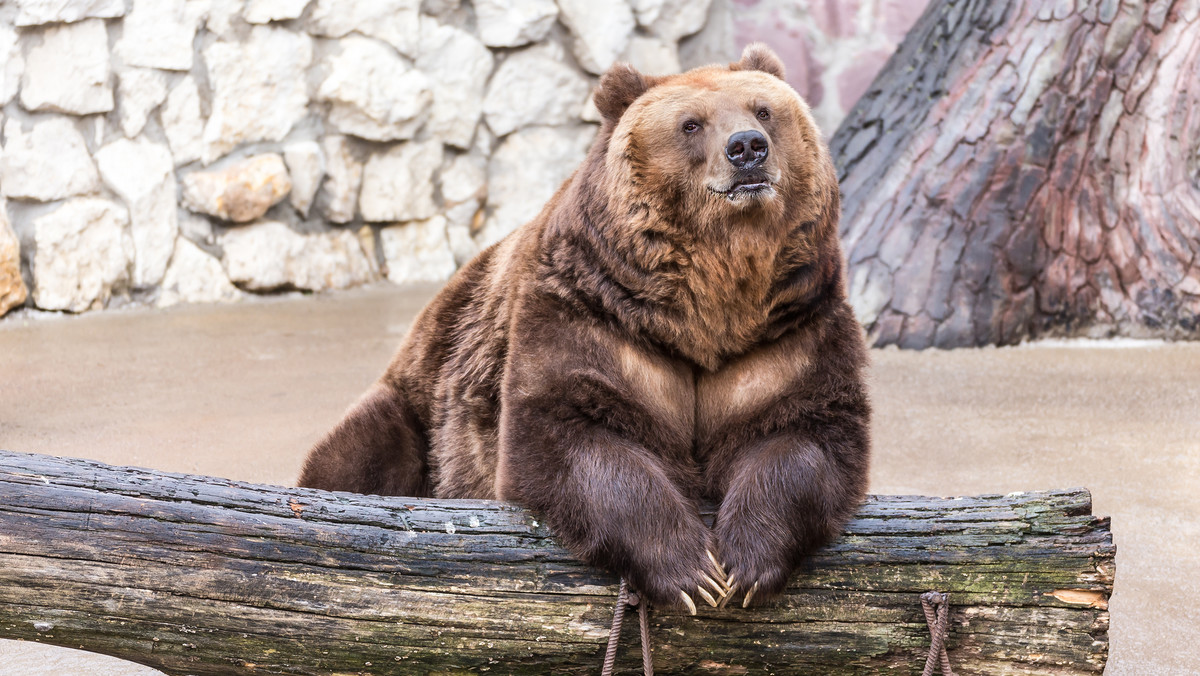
top-left (498, 301), bottom-right (728, 612)
top-left (701, 319), bottom-right (871, 607)
top-left (503, 428), bottom-right (728, 611)
top-left (711, 429), bottom-right (867, 606)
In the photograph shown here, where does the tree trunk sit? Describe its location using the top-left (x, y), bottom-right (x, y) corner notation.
top-left (831, 0), bottom-right (1200, 348)
top-left (0, 450), bottom-right (1113, 675)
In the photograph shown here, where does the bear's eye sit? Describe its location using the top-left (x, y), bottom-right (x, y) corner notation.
top-left (757, 108), bottom-right (770, 121)
top-left (682, 121), bottom-right (701, 134)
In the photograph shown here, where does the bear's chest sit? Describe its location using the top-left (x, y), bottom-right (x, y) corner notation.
top-left (694, 335), bottom-right (811, 445)
top-left (617, 332), bottom-right (812, 456)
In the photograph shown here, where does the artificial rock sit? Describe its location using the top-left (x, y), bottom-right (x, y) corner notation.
top-left (201, 26), bottom-right (312, 164)
top-left (20, 19), bottom-right (113, 115)
top-left (0, 199), bottom-right (27, 317)
top-left (31, 198), bottom-right (133, 312)
top-left (181, 154), bottom-right (293, 224)
top-left (483, 45), bottom-right (590, 137)
top-left (359, 140), bottom-right (442, 223)
top-left (317, 36), bottom-right (432, 143)
top-left (220, 221), bottom-right (375, 292)
top-left (0, 117), bottom-right (100, 202)
top-left (94, 138), bottom-right (178, 287)
top-left (380, 215), bottom-right (458, 285)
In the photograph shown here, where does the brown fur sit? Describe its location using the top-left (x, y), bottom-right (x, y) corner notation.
top-left (299, 44), bottom-right (871, 609)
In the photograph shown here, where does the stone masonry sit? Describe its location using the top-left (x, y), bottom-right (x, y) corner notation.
top-left (0, 0), bottom-right (929, 318)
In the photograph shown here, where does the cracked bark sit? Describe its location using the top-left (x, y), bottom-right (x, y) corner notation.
top-left (0, 450), bottom-right (1113, 674)
top-left (831, 0), bottom-right (1200, 348)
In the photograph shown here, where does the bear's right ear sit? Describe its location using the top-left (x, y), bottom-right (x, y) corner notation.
top-left (593, 63), bottom-right (654, 123)
top-left (730, 42), bottom-right (786, 80)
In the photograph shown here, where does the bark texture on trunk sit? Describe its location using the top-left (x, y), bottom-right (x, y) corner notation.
top-left (0, 450), bottom-right (1113, 675)
top-left (831, 0), bottom-right (1200, 348)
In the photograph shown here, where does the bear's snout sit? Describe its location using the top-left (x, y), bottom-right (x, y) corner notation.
top-left (725, 130), bottom-right (769, 170)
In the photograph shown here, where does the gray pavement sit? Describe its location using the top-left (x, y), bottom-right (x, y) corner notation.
top-left (1, 284), bottom-right (1198, 675)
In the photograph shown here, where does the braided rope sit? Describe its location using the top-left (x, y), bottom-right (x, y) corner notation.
top-left (920, 591), bottom-right (955, 676)
top-left (601, 579), bottom-right (653, 676)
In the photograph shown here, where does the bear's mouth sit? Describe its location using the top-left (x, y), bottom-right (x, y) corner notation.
top-left (700, 170), bottom-right (777, 202)
top-left (709, 175), bottom-right (776, 201)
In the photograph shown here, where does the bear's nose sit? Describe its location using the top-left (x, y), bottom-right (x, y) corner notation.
top-left (725, 130), bottom-right (769, 170)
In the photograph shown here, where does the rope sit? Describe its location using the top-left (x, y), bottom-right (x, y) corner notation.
top-left (920, 591), bottom-right (954, 676)
top-left (604, 584), bottom-right (951, 675)
top-left (637, 591), bottom-right (652, 676)
top-left (601, 578), bottom-right (653, 676)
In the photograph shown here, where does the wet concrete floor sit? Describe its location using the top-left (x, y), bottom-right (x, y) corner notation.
top-left (0, 283), bottom-right (1197, 675)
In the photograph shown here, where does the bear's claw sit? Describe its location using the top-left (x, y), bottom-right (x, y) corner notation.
top-left (717, 574), bottom-right (737, 608)
top-left (706, 550), bottom-right (727, 579)
top-left (702, 573), bottom-right (728, 598)
top-left (741, 581), bottom-right (760, 608)
top-left (680, 590), bottom-right (698, 615)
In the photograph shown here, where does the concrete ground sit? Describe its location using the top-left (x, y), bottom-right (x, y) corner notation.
top-left (0, 284), bottom-right (1197, 675)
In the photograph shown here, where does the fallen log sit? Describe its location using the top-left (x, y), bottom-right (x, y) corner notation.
top-left (0, 450), bottom-right (1113, 675)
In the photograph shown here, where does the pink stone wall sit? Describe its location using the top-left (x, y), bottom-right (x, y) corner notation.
top-left (727, 0), bottom-right (930, 135)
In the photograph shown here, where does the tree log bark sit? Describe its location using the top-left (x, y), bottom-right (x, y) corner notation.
top-left (831, 0), bottom-right (1200, 348)
top-left (0, 450), bottom-right (1113, 674)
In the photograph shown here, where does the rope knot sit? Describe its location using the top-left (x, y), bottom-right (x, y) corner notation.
top-left (920, 590), bottom-right (954, 676)
top-left (601, 579), bottom-right (653, 676)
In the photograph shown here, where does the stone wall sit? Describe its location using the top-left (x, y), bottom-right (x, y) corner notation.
top-left (0, 0), bottom-right (929, 318)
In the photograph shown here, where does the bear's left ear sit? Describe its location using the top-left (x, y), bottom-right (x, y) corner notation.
top-left (730, 43), bottom-right (786, 80)
top-left (593, 63), bottom-right (656, 123)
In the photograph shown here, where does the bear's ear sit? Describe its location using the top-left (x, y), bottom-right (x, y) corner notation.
top-left (730, 43), bottom-right (786, 80)
top-left (594, 63), bottom-right (654, 123)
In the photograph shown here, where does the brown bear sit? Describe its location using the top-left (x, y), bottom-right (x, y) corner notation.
top-left (299, 43), bottom-right (871, 613)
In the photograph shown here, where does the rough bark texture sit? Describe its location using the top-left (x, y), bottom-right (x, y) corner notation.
top-left (831, 0), bottom-right (1200, 348)
top-left (0, 450), bottom-right (1113, 674)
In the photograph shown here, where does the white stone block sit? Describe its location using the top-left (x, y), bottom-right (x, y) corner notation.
top-left (283, 141), bottom-right (325, 218)
top-left (94, 138), bottom-right (179, 288)
top-left (20, 19), bottom-right (113, 115)
top-left (317, 36), bottom-right (431, 143)
top-left (117, 0), bottom-right (197, 71)
top-left (245, 0), bottom-right (311, 23)
top-left (0, 23), bottom-right (23, 106)
top-left (416, 17), bottom-right (494, 149)
top-left (483, 45), bottom-right (591, 137)
top-left (650, 0), bottom-right (713, 41)
top-left (14, 0), bottom-right (124, 26)
top-left (308, 0), bottom-right (420, 58)
top-left (117, 68), bottom-right (169, 138)
top-left (162, 76), bottom-right (205, 166)
top-left (380, 216), bottom-right (458, 285)
top-left (620, 35), bottom-right (682, 75)
top-left (480, 125), bottom-right (596, 247)
top-left (359, 140), bottom-right (442, 223)
top-left (557, 0), bottom-right (635, 74)
top-left (221, 221), bottom-right (376, 292)
top-left (157, 238), bottom-right (243, 307)
top-left (473, 0), bottom-right (557, 47)
top-left (439, 153), bottom-right (487, 206)
top-left (202, 26), bottom-right (313, 164)
top-left (1, 117), bottom-right (100, 202)
top-left (31, 197), bottom-right (133, 312)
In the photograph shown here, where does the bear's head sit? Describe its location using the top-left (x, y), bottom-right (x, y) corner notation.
top-left (591, 43), bottom-right (836, 239)
top-left (562, 44), bottom-right (845, 366)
